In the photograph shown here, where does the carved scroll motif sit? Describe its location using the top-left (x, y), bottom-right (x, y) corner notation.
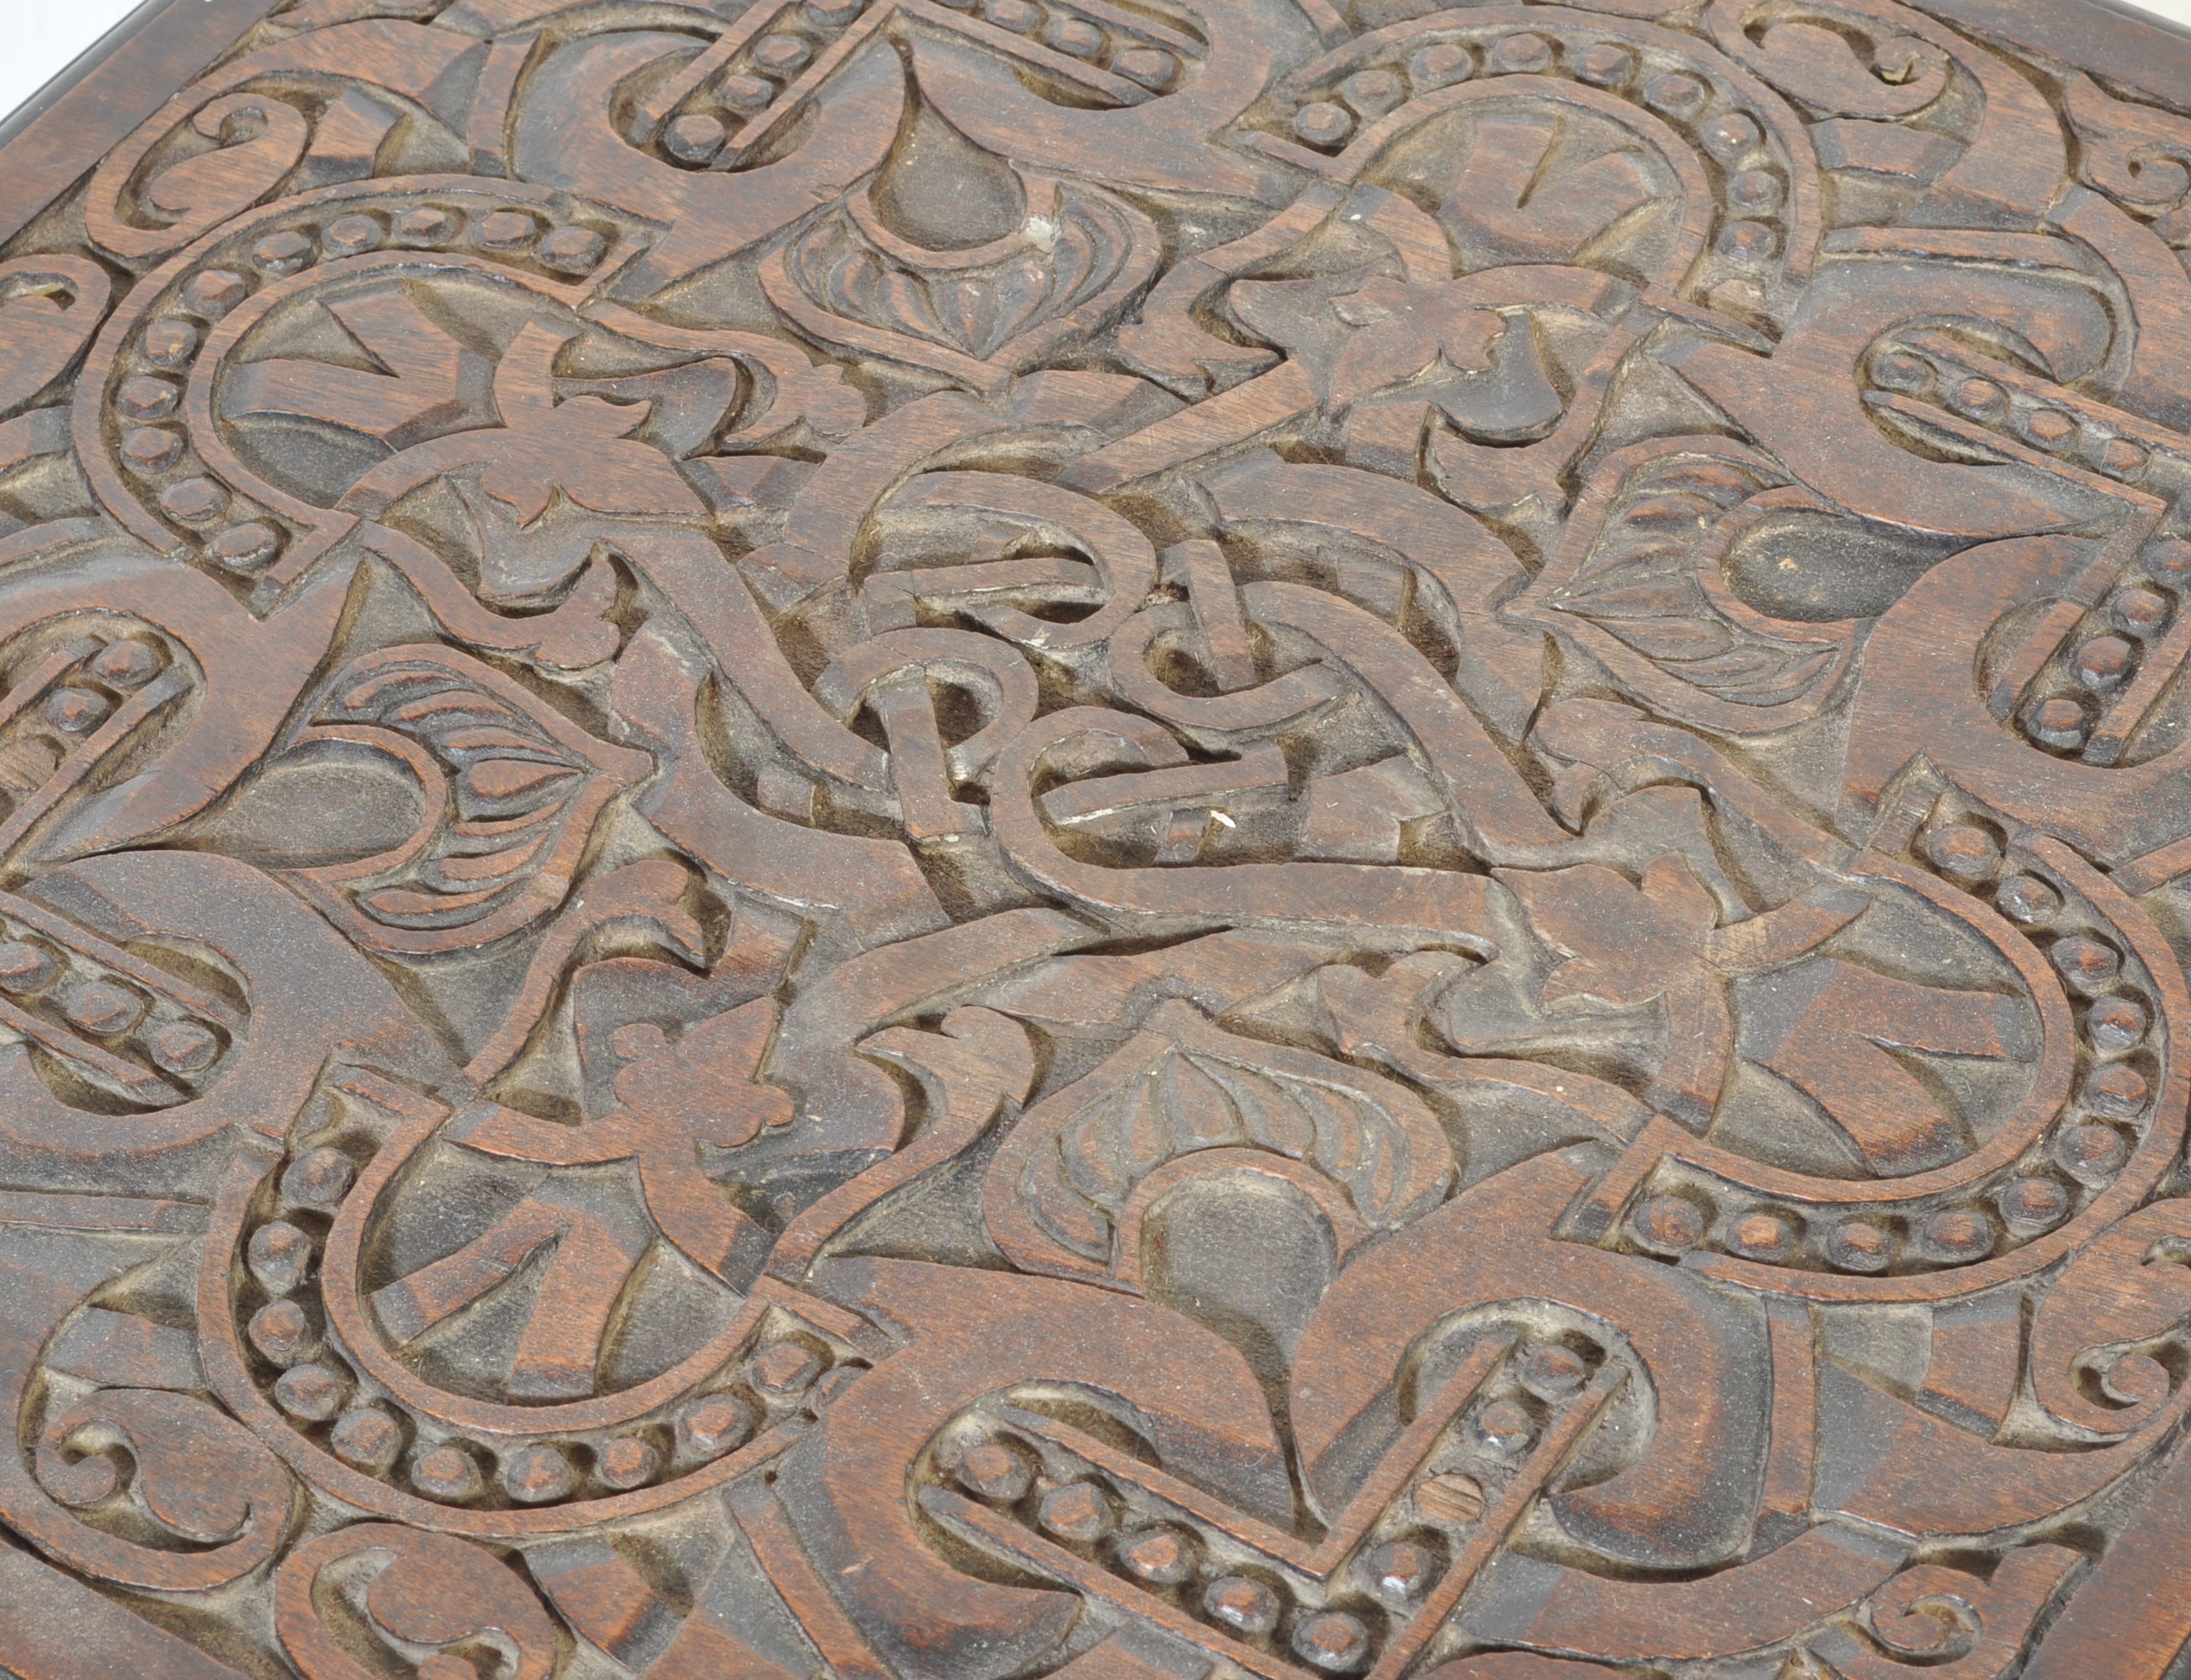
top-left (3, 0), bottom-right (2191, 1674)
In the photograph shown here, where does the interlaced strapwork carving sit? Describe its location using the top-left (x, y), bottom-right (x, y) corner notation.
top-left (4, 0), bottom-right (2191, 1673)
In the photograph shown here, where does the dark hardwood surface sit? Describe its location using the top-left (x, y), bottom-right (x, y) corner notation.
top-left (5, 0), bottom-right (2191, 1674)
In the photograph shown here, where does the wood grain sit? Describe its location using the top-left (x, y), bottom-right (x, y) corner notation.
top-left (1, 0), bottom-right (2190, 1674)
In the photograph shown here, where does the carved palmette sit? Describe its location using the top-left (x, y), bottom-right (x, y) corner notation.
top-left (10, 0), bottom-right (2191, 1674)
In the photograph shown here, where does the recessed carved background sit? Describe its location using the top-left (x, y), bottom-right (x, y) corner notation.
top-left (3, 0), bottom-right (2191, 1674)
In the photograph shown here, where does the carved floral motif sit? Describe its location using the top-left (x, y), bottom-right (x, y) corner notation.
top-left (2, 0), bottom-right (2191, 1675)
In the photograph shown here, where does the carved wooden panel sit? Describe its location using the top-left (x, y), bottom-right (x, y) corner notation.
top-left (8, 0), bottom-right (2191, 1672)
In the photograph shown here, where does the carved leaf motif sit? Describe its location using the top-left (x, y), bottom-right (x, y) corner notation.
top-left (1229, 267), bottom-right (1571, 446)
top-left (287, 646), bottom-right (651, 952)
top-left (1488, 851), bottom-right (1740, 1123)
top-left (768, 178), bottom-right (1158, 391)
top-left (229, 303), bottom-right (707, 523)
top-left (991, 998), bottom-right (1454, 1281)
top-left (476, 323), bottom-right (706, 523)
top-left (1499, 853), bottom-right (1719, 1009)
top-left (1328, 276), bottom-right (1504, 409)
top-left (11, 0), bottom-right (2191, 1660)
top-left (611, 999), bottom-right (796, 1152)
top-left (1510, 448), bottom-right (1858, 731)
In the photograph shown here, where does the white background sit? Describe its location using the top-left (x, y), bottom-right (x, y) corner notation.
top-left (2, 0), bottom-right (146, 120)
top-left (2, 0), bottom-right (2191, 126)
